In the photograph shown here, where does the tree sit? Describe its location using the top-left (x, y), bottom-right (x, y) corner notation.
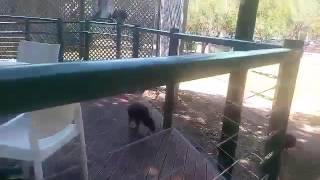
top-left (187, 0), bottom-right (239, 37)
top-left (187, 0), bottom-right (320, 41)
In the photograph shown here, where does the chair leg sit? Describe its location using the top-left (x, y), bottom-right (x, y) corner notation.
top-left (33, 161), bottom-right (44, 180)
top-left (22, 161), bottom-right (31, 179)
top-left (80, 134), bottom-right (89, 180)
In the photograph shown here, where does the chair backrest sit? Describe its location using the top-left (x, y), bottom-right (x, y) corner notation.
top-left (17, 40), bottom-right (60, 64)
top-left (30, 103), bottom-right (81, 138)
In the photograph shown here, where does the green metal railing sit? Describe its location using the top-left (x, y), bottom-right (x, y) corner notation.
top-left (0, 15), bottom-right (304, 180)
top-left (0, 15), bottom-right (282, 62)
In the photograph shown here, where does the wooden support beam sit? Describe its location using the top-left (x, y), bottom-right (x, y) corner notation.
top-left (132, 25), bottom-right (140, 58)
top-left (163, 28), bottom-right (179, 129)
top-left (263, 40), bottom-right (304, 180)
top-left (56, 18), bottom-right (64, 62)
top-left (218, 0), bottom-right (259, 179)
top-left (83, 21), bottom-right (90, 60)
top-left (217, 67), bottom-right (247, 180)
top-left (116, 22), bottom-right (122, 59)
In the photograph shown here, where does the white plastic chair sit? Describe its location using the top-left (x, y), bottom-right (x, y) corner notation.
top-left (0, 104), bottom-right (88, 180)
top-left (0, 41), bottom-right (88, 180)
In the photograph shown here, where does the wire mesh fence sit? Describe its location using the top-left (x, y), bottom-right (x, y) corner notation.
top-left (89, 23), bottom-right (117, 60)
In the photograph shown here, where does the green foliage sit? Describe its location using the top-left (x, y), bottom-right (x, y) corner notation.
top-left (255, 0), bottom-right (291, 40)
top-left (187, 0), bottom-right (239, 37)
top-left (187, 0), bottom-right (320, 40)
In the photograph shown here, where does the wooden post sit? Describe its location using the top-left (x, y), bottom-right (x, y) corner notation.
top-left (155, 0), bottom-right (161, 57)
top-left (80, 21), bottom-right (90, 60)
top-left (217, 67), bottom-right (247, 179)
top-left (116, 22), bottom-right (122, 59)
top-left (83, 21), bottom-right (90, 60)
top-left (24, 19), bottom-right (31, 41)
top-left (56, 18), bottom-right (64, 62)
top-left (163, 28), bottom-right (179, 129)
top-left (263, 40), bottom-right (304, 180)
top-left (79, 21), bottom-right (85, 59)
top-left (132, 25), bottom-right (140, 58)
top-left (79, 0), bottom-right (85, 21)
top-left (217, 0), bottom-right (259, 179)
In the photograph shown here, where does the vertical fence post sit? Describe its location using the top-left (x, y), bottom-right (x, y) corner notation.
top-left (116, 22), bottom-right (122, 59)
top-left (262, 40), bottom-right (304, 180)
top-left (163, 28), bottom-right (179, 129)
top-left (132, 25), bottom-right (140, 58)
top-left (217, 67), bottom-right (247, 179)
top-left (80, 21), bottom-right (90, 60)
top-left (83, 20), bottom-right (90, 60)
top-left (24, 19), bottom-right (31, 41)
top-left (217, 0), bottom-right (259, 179)
top-left (79, 21), bottom-right (85, 60)
top-left (56, 18), bottom-right (64, 62)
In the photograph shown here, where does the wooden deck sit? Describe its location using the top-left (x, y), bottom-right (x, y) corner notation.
top-left (90, 128), bottom-right (222, 180)
top-left (0, 95), bottom-right (221, 180)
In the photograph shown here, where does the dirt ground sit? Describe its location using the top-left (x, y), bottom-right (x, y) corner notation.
top-left (143, 53), bottom-right (320, 180)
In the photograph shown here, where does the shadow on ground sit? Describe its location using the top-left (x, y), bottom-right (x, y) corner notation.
top-left (145, 88), bottom-right (320, 180)
top-left (0, 90), bottom-right (319, 179)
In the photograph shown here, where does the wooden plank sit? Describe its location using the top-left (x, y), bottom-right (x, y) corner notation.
top-left (183, 147), bottom-right (197, 180)
top-left (91, 150), bottom-right (124, 180)
top-left (158, 131), bottom-right (181, 179)
top-left (206, 162), bottom-right (215, 180)
top-left (120, 130), bottom-right (168, 179)
top-left (194, 159), bottom-right (207, 180)
top-left (145, 131), bottom-right (175, 180)
top-left (109, 142), bottom-right (142, 180)
top-left (169, 135), bottom-right (190, 180)
top-left (130, 132), bottom-right (169, 180)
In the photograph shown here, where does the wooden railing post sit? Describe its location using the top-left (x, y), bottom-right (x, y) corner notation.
top-left (24, 19), bottom-right (31, 41)
top-left (80, 21), bottom-right (90, 60)
top-left (83, 20), bottom-right (90, 60)
top-left (79, 21), bottom-right (85, 60)
top-left (163, 28), bottom-right (179, 129)
top-left (217, 67), bottom-right (247, 179)
top-left (56, 18), bottom-right (64, 62)
top-left (132, 25), bottom-right (140, 58)
top-left (262, 40), bottom-right (304, 180)
top-left (217, 1), bottom-right (258, 179)
top-left (116, 22), bottom-right (122, 59)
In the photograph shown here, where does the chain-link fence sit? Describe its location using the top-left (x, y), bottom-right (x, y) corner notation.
top-left (0, 0), bottom-right (159, 59)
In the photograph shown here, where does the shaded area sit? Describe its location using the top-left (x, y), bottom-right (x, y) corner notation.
top-left (279, 113), bottom-right (320, 180)
top-left (0, 94), bottom-right (163, 179)
top-left (1, 89), bottom-right (319, 179)
top-left (146, 87), bottom-right (320, 180)
top-left (145, 88), bottom-right (269, 179)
